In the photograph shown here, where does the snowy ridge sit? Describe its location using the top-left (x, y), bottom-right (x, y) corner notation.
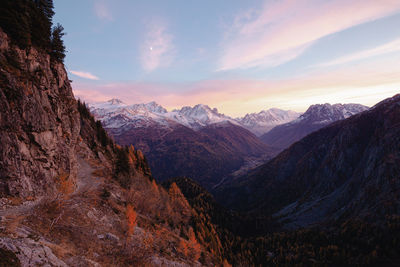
top-left (90, 99), bottom-right (300, 134)
top-left (236, 108), bottom-right (301, 136)
top-left (90, 99), bottom-right (171, 129)
top-left (89, 99), bottom-right (239, 130)
top-left (89, 99), bottom-right (368, 135)
top-left (295, 103), bottom-right (369, 125)
top-left (167, 104), bottom-right (240, 129)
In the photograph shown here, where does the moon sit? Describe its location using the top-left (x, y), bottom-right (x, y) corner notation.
top-left (149, 46), bottom-right (153, 51)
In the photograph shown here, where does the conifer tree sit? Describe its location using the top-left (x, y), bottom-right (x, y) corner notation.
top-left (34, 0), bottom-right (55, 20)
top-left (50, 23), bottom-right (66, 62)
top-left (31, 0), bottom-right (54, 50)
top-left (0, 0), bottom-right (32, 48)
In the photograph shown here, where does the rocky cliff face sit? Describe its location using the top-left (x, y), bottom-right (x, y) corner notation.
top-left (0, 29), bottom-right (80, 198)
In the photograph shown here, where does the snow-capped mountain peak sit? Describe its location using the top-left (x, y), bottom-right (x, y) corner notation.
top-left (168, 104), bottom-right (238, 129)
top-left (129, 102), bottom-right (168, 114)
top-left (108, 98), bottom-right (124, 105)
top-left (298, 103), bottom-right (369, 124)
top-left (89, 100), bottom-right (303, 134)
top-left (261, 103), bottom-right (369, 150)
top-left (89, 100), bottom-right (238, 130)
top-left (236, 108), bottom-right (300, 136)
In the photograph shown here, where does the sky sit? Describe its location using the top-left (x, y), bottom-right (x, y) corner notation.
top-left (54, 0), bottom-right (400, 117)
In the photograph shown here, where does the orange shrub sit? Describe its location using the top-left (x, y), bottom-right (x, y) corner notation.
top-left (57, 171), bottom-right (74, 199)
top-left (126, 204), bottom-right (137, 236)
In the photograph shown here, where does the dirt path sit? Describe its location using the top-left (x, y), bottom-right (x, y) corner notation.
top-left (75, 157), bottom-right (102, 195)
top-left (0, 156), bottom-right (101, 218)
top-left (0, 197), bottom-right (43, 217)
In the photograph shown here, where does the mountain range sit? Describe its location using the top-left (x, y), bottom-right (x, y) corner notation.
top-left (90, 100), bottom-right (278, 188)
top-left (90, 98), bottom-right (300, 135)
top-left (261, 103), bottom-right (369, 150)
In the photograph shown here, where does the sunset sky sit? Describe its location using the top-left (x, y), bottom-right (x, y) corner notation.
top-left (54, 0), bottom-right (400, 116)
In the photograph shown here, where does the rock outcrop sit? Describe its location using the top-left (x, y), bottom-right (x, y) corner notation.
top-left (0, 28), bottom-right (80, 198)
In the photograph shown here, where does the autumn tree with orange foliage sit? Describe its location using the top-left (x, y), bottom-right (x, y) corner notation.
top-left (178, 227), bottom-right (202, 262)
top-left (168, 182), bottom-right (192, 225)
top-left (222, 259), bottom-right (232, 267)
top-left (187, 227), bottom-right (202, 262)
top-left (126, 204), bottom-right (137, 237)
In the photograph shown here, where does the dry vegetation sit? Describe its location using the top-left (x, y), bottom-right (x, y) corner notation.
top-left (0, 139), bottom-right (223, 266)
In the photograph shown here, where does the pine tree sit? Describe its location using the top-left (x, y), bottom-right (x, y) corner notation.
top-left (0, 0), bottom-right (57, 52)
top-left (0, 0), bottom-right (32, 48)
top-left (50, 23), bottom-right (66, 62)
top-left (31, 0), bottom-right (54, 50)
top-left (34, 0), bottom-right (55, 21)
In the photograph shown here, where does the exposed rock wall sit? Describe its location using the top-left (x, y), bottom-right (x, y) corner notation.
top-left (0, 28), bottom-right (80, 198)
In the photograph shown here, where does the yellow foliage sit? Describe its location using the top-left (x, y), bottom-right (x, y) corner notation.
top-left (179, 238), bottom-right (189, 257)
top-left (57, 171), bottom-right (74, 198)
top-left (188, 227), bottom-right (201, 261)
top-left (126, 204), bottom-right (137, 236)
top-left (128, 145), bottom-right (136, 164)
top-left (222, 259), bottom-right (232, 267)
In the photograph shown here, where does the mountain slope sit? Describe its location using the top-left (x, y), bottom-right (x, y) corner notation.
top-left (260, 103), bottom-right (368, 150)
top-left (107, 120), bottom-right (276, 189)
top-left (218, 94), bottom-right (400, 229)
top-left (90, 100), bottom-right (277, 189)
top-left (236, 108), bottom-right (300, 136)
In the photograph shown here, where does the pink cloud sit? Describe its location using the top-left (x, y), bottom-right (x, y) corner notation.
top-left (71, 55), bottom-right (400, 116)
top-left (141, 22), bottom-right (174, 72)
top-left (219, 0), bottom-right (400, 70)
top-left (94, 0), bottom-right (113, 21)
top-left (69, 70), bottom-right (99, 80)
top-left (316, 38), bottom-right (400, 67)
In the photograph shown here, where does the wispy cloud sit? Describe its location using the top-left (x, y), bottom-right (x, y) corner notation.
top-left (316, 38), bottom-right (400, 67)
top-left (140, 22), bottom-right (174, 72)
top-left (73, 88), bottom-right (109, 103)
top-left (218, 0), bottom-right (400, 71)
top-left (71, 55), bottom-right (400, 116)
top-left (94, 0), bottom-right (113, 21)
top-left (70, 70), bottom-right (100, 80)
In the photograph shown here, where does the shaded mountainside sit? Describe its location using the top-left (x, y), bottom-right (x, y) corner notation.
top-left (261, 103), bottom-right (368, 150)
top-left (165, 177), bottom-right (400, 266)
top-left (217, 94), bottom-right (400, 229)
top-left (107, 121), bottom-right (277, 189)
top-left (0, 24), bottom-right (226, 266)
top-left (162, 177), bottom-right (278, 266)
